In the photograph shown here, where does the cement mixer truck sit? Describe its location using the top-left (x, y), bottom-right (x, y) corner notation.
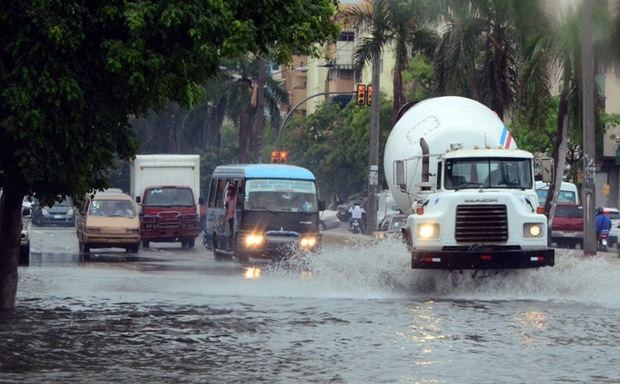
top-left (384, 96), bottom-right (554, 269)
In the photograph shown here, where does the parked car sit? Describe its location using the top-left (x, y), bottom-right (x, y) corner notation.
top-left (319, 209), bottom-right (341, 231)
top-left (551, 204), bottom-right (583, 249)
top-left (374, 213), bottom-right (408, 240)
top-left (75, 190), bottom-right (140, 254)
top-left (32, 197), bottom-right (75, 226)
top-left (602, 207), bottom-right (620, 248)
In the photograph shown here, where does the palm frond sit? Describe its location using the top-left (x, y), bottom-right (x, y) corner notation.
top-left (353, 37), bottom-right (382, 72)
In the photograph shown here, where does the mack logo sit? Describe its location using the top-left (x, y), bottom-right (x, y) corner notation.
top-left (300, 221), bottom-right (312, 225)
top-left (464, 198), bottom-right (499, 203)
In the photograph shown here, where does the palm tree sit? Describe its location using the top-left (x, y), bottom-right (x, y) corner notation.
top-left (434, 0), bottom-right (549, 120)
top-left (345, 0), bottom-right (439, 124)
top-left (520, 5), bottom-right (612, 221)
top-left (212, 56), bottom-right (289, 163)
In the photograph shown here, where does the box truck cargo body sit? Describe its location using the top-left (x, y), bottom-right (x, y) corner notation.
top-left (130, 154), bottom-right (201, 248)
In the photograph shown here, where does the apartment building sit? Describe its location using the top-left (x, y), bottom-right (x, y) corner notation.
top-left (276, 1), bottom-right (396, 115)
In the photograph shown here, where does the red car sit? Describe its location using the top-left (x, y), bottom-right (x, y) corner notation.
top-left (551, 204), bottom-right (583, 248)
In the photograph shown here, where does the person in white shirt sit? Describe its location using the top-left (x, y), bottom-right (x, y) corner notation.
top-left (348, 202), bottom-right (366, 233)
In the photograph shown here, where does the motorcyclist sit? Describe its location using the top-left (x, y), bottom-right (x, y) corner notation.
top-left (348, 202), bottom-right (366, 234)
top-left (595, 207), bottom-right (612, 241)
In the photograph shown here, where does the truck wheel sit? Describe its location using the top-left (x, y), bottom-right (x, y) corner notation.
top-left (187, 238), bottom-right (195, 249)
top-left (79, 241), bottom-right (90, 254)
top-left (142, 240), bottom-right (150, 248)
top-left (126, 244), bottom-right (139, 253)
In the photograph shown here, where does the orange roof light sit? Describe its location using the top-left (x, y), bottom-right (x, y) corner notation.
top-left (271, 150), bottom-right (289, 164)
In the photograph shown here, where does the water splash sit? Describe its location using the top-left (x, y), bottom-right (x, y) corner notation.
top-left (305, 240), bottom-right (620, 307)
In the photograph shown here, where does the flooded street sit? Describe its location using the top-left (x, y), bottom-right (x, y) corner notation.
top-left (2, 228), bottom-right (620, 383)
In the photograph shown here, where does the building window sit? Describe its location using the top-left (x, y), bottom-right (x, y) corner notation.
top-left (338, 32), bottom-right (355, 42)
top-left (338, 70), bottom-right (353, 80)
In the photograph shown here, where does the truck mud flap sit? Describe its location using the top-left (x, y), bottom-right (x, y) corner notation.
top-left (412, 249), bottom-right (555, 270)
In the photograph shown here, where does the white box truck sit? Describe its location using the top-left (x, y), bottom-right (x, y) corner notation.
top-left (384, 96), bottom-right (554, 269)
top-left (130, 154), bottom-right (202, 249)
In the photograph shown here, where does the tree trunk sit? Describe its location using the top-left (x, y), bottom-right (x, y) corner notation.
top-left (238, 109), bottom-right (252, 163)
top-left (0, 187), bottom-right (24, 309)
top-left (544, 93), bottom-right (569, 224)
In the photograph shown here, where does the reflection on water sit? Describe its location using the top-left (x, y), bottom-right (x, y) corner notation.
top-left (5, 238), bottom-right (620, 383)
top-left (28, 252), bottom-right (163, 265)
top-left (243, 267), bottom-right (262, 279)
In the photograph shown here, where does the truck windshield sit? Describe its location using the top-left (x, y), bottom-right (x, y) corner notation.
top-left (444, 158), bottom-right (532, 190)
top-left (144, 187), bottom-right (194, 207)
top-left (245, 179), bottom-right (318, 213)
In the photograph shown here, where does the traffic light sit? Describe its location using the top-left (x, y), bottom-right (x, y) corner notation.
top-left (366, 84), bottom-right (373, 105)
top-left (271, 150), bottom-right (289, 164)
top-left (356, 83), bottom-right (367, 106)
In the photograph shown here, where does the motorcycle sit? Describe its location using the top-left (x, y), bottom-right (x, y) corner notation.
top-left (349, 218), bottom-right (362, 234)
top-left (598, 229), bottom-right (609, 252)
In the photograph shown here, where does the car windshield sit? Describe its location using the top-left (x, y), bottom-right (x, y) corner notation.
top-left (444, 157), bottom-right (532, 190)
top-left (144, 187), bottom-right (194, 207)
top-left (89, 200), bottom-right (136, 217)
top-left (536, 189), bottom-right (577, 204)
top-left (245, 179), bottom-right (318, 213)
top-left (55, 198), bottom-right (72, 207)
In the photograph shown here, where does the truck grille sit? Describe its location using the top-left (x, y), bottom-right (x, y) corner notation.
top-left (455, 204), bottom-right (508, 243)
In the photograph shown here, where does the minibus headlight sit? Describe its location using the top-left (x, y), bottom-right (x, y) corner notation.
top-left (245, 233), bottom-right (265, 247)
top-left (524, 223), bottom-right (543, 238)
top-left (300, 237), bottom-right (317, 248)
top-left (416, 223), bottom-right (439, 240)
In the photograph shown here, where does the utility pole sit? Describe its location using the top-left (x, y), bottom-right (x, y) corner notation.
top-left (582, 0), bottom-right (596, 256)
top-left (367, 51), bottom-right (381, 234)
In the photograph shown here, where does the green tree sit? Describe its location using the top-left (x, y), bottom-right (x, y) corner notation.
top-left (345, 0), bottom-right (438, 123)
top-left (519, 4), bottom-right (611, 219)
top-left (0, 1), bottom-right (338, 309)
top-left (281, 97), bottom-right (392, 201)
top-left (434, 0), bottom-right (548, 119)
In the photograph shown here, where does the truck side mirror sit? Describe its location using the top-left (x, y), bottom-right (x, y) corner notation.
top-left (395, 160), bottom-right (407, 192)
top-left (135, 196), bottom-right (141, 203)
top-left (318, 200), bottom-right (326, 211)
top-left (198, 197), bottom-right (205, 205)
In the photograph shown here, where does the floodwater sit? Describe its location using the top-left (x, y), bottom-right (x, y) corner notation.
top-left (1, 234), bottom-right (620, 383)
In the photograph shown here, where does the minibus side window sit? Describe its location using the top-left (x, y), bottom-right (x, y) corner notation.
top-left (215, 179), bottom-right (226, 208)
top-left (208, 179), bottom-right (218, 208)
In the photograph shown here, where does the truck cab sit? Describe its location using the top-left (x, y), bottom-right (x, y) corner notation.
top-left (384, 96), bottom-right (554, 270)
top-left (138, 185), bottom-right (201, 249)
top-left (404, 148), bottom-right (553, 269)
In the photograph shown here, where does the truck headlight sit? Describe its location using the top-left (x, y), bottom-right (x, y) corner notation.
top-left (524, 223), bottom-right (543, 238)
top-left (300, 236), bottom-right (317, 248)
top-left (245, 233), bottom-right (265, 247)
top-left (416, 223), bottom-right (439, 240)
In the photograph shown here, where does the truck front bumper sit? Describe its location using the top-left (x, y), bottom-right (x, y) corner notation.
top-left (412, 248), bottom-right (555, 269)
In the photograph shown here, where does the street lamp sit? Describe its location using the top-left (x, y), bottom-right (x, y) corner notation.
top-left (275, 91), bottom-right (356, 150)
